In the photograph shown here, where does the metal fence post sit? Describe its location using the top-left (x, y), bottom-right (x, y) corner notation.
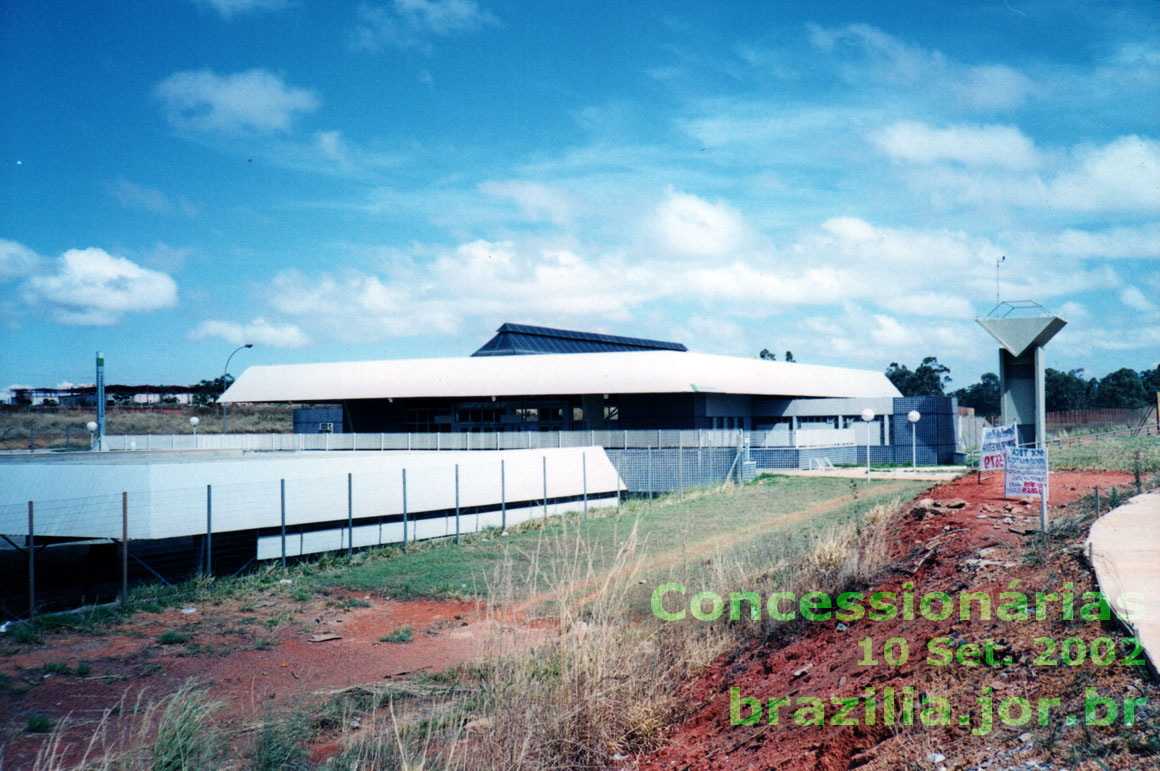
top-left (66, 426), bottom-right (70, 451)
top-left (582, 452), bottom-right (588, 520)
top-left (121, 492), bottom-right (129, 608)
top-left (280, 479), bottom-right (287, 568)
top-left (614, 455), bottom-right (622, 515)
top-left (347, 472), bottom-right (354, 559)
top-left (28, 501), bottom-right (35, 620)
top-left (455, 464), bottom-right (461, 544)
top-left (648, 447), bottom-right (653, 508)
top-left (203, 485), bottom-right (213, 576)
top-left (501, 459), bottom-right (506, 531)
top-left (543, 455), bottom-right (548, 518)
top-left (29, 426), bottom-right (34, 453)
top-left (1095, 485), bottom-right (1100, 516)
top-left (678, 446), bottom-right (684, 501)
top-left (402, 468), bottom-right (408, 552)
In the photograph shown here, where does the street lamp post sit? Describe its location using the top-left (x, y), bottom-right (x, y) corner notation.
top-left (861, 408), bottom-right (875, 477)
top-left (908, 410), bottom-right (921, 469)
top-left (221, 344), bottom-right (252, 435)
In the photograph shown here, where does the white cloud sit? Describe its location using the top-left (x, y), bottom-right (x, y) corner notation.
top-left (1003, 223), bottom-right (1160, 261)
top-left (890, 134), bottom-right (1160, 214)
top-left (809, 217), bottom-right (981, 270)
top-left (314, 130), bottom-right (348, 162)
top-left (395, 0), bottom-right (495, 35)
top-left (1048, 135), bottom-right (1160, 212)
top-left (263, 237), bottom-right (652, 342)
top-left (21, 248), bottom-right (178, 325)
top-left (0, 239), bottom-right (44, 281)
top-left (1056, 301), bottom-right (1089, 322)
top-left (478, 180), bottom-right (578, 226)
top-left (953, 65), bottom-right (1037, 111)
top-left (1120, 286), bottom-right (1158, 313)
top-left (651, 189), bottom-right (752, 258)
top-left (679, 263), bottom-right (848, 307)
top-left (873, 122), bottom-right (1040, 170)
top-left (191, 317), bottom-right (310, 348)
top-left (881, 293), bottom-right (976, 319)
top-left (155, 69), bottom-right (319, 134)
top-left (353, 0), bottom-right (498, 52)
top-left (194, 0), bottom-right (287, 17)
top-left (808, 23), bottom-right (1035, 112)
top-left (108, 177), bottom-right (175, 214)
top-left (146, 242), bottom-right (193, 272)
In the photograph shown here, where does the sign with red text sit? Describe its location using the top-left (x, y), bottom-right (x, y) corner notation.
top-left (980, 423), bottom-right (1018, 471)
top-left (1004, 447), bottom-right (1048, 499)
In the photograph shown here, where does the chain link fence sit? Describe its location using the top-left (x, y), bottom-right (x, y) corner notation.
top-left (0, 449), bottom-right (622, 621)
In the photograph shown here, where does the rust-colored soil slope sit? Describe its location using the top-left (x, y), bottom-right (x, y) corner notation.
top-left (635, 471), bottom-right (1158, 771)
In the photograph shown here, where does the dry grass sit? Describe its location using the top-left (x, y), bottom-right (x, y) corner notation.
top-left (0, 405), bottom-right (294, 450)
top-left (465, 521), bottom-right (735, 769)
top-left (25, 680), bottom-right (225, 771)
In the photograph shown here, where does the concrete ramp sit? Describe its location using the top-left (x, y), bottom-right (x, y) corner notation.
top-left (1086, 492), bottom-right (1160, 673)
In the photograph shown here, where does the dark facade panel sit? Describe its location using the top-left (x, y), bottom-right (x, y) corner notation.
top-left (292, 407), bottom-right (345, 434)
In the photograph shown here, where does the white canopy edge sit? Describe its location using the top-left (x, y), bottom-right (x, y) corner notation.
top-left (220, 350), bottom-right (901, 403)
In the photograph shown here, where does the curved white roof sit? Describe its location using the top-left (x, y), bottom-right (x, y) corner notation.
top-left (220, 350), bottom-right (900, 403)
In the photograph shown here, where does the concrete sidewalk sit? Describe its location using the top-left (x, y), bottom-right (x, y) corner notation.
top-left (1086, 491), bottom-right (1160, 674)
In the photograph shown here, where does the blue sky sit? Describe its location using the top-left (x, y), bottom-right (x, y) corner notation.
top-left (2, 0), bottom-right (1157, 394)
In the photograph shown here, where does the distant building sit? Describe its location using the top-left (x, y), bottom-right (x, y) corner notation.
top-left (6, 385), bottom-right (195, 407)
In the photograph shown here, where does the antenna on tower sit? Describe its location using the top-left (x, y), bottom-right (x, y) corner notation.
top-left (996, 255), bottom-right (1006, 305)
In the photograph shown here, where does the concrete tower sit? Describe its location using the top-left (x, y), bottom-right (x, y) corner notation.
top-left (977, 301), bottom-right (1066, 447)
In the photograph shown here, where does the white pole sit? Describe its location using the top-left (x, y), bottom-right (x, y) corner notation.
top-left (907, 410), bottom-right (921, 469)
top-left (861, 408), bottom-right (875, 478)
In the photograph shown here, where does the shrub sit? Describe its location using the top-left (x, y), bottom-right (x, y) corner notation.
top-left (381, 626), bottom-right (413, 643)
top-left (25, 714), bottom-right (53, 733)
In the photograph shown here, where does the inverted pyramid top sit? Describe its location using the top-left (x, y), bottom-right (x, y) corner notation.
top-left (977, 301), bottom-right (1066, 356)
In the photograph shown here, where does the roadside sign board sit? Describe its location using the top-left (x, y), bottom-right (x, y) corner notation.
top-left (980, 423), bottom-right (1018, 471)
top-left (1005, 447), bottom-right (1049, 499)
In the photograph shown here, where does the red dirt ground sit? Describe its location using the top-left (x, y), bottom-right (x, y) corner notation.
top-left (633, 470), bottom-right (1152, 771)
top-left (0, 593), bottom-right (501, 767)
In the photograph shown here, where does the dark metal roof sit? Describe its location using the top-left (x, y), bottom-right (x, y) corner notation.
top-left (472, 323), bottom-right (687, 357)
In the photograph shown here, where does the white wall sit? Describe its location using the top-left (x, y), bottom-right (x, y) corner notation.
top-left (0, 448), bottom-right (624, 541)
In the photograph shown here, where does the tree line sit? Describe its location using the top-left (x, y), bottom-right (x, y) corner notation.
top-left (884, 357), bottom-right (1160, 416)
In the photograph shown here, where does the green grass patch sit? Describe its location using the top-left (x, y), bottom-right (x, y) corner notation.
top-left (306, 476), bottom-right (927, 612)
top-left (25, 714), bottom-right (53, 733)
top-left (1050, 436), bottom-right (1160, 472)
top-left (157, 629), bottom-right (191, 645)
top-left (380, 625), bottom-right (413, 643)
